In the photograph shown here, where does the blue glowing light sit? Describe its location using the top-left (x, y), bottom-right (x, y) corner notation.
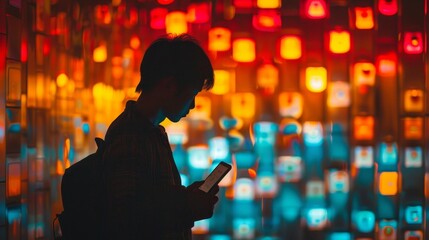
top-left (305, 208), bottom-right (328, 230)
top-left (303, 122), bottom-right (323, 146)
top-left (328, 232), bottom-right (351, 240)
top-left (276, 156), bottom-right (302, 182)
top-left (235, 151), bottom-right (256, 169)
top-left (255, 171), bottom-right (277, 197)
top-left (379, 142), bottom-right (397, 165)
top-left (82, 122), bottom-right (90, 134)
top-left (354, 146), bottom-right (373, 168)
top-left (234, 178), bottom-right (255, 201)
top-left (233, 218), bottom-right (255, 239)
top-left (253, 121), bottom-right (278, 145)
top-left (354, 210), bottom-right (375, 233)
top-left (188, 146), bottom-right (210, 169)
top-left (405, 205), bottom-right (422, 224)
top-left (209, 137), bottom-right (229, 160)
top-left (405, 146), bottom-right (422, 168)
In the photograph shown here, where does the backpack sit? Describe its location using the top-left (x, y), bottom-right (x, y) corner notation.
top-left (57, 138), bottom-right (106, 239)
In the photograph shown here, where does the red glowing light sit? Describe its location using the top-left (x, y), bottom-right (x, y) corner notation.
top-left (21, 40), bottom-right (28, 62)
top-left (150, 8), bottom-right (168, 30)
top-left (158, 0), bottom-right (174, 5)
top-left (233, 0), bottom-right (253, 8)
top-left (252, 10), bottom-right (281, 31)
top-left (43, 38), bottom-right (50, 56)
top-left (378, 0), bottom-right (398, 16)
top-left (376, 53), bottom-right (397, 77)
top-left (404, 32), bottom-right (423, 54)
top-left (187, 3), bottom-right (210, 23)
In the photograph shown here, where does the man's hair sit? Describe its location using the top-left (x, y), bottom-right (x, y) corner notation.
top-left (136, 34), bottom-right (214, 93)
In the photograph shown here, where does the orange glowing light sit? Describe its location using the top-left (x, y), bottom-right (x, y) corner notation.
top-left (378, 0), bottom-right (398, 16)
top-left (404, 89), bottom-right (424, 112)
top-left (305, 67), bottom-right (327, 93)
top-left (187, 3), bottom-right (210, 23)
top-left (404, 32), bottom-right (423, 54)
top-left (257, 64), bottom-right (278, 95)
top-left (355, 7), bottom-right (374, 29)
top-left (212, 70), bottom-right (232, 95)
top-left (404, 118), bottom-right (423, 140)
top-left (304, 0), bottom-right (327, 19)
top-left (150, 8), bottom-right (168, 30)
top-left (252, 10), bottom-right (281, 31)
top-left (165, 11), bottom-right (188, 34)
top-left (354, 62), bottom-right (375, 86)
top-left (257, 0), bottom-right (281, 9)
top-left (231, 92), bottom-right (256, 119)
top-left (56, 73), bottom-right (69, 88)
top-left (376, 53), bottom-right (397, 77)
top-left (208, 27), bottom-right (231, 51)
top-left (379, 172), bottom-right (398, 195)
top-left (354, 116), bottom-right (374, 140)
top-left (248, 169), bottom-right (257, 178)
top-left (279, 35), bottom-right (302, 60)
top-left (189, 96), bottom-right (211, 120)
top-left (93, 44), bottom-right (107, 62)
top-left (130, 35), bottom-right (140, 49)
top-left (7, 163), bottom-right (21, 197)
top-left (329, 30), bottom-right (350, 54)
top-left (95, 5), bottom-right (111, 25)
top-left (232, 38), bottom-right (256, 63)
top-left (56, 159), bottom-right (65, 175)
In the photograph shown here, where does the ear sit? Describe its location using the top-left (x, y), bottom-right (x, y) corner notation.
top-left (159, 76), bottom-right (178, 94)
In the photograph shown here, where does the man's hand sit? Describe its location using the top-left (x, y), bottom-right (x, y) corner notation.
top-left (186, 181), bottom-right (219, 221)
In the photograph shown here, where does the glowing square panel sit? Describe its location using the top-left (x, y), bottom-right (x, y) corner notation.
top-left (327, 81), bottom-right (350, 108)
top-left (252, 10), bottom-right (281, 31)
top-left (354, 210), bottom-right (375, 233)
top-left (378, 220), bottom-right (397, 240)
top-left (209, 137), bottom-right (229, 160)
top-left (378, 0), bottom-right (398, 15)
top-left (257, 0), bottom-right (281, 8)
top-left (304, 0), bottom-right (328, 19)
top-left (379, 172), bottom-right (398, 196)
top-left (328, 170), bottom-right (349, 193)
top-left (404, 230), bottom-right (423, 240)
top-left (255, 172), bottom-right (278, 198)
top-left (405, 146), bottom-right (422, 168)
top-left (231, 92), bottom-right (255, 119)
top-left (279, 35), bottom-right (302, 60)
top-left (303, 121), bottom-right (323, 146)
top-left (208, 27), bottom-right (231, 51)
top-left (188, 146), bottom-right (210, 169)
top-left (234, 178), bottom-right (255, 200)
top-left (188, 96), bottom-right (211, 120)
top-left (278, 92), bottom-right (303, 118)
top-left (328, 232), bottom-right (351, 240)
top-left (187, 3), bottom-right (210, 23)
top-left (150, 8), bottom-right (167, 29)
top-left (376, 53), bottom-right (397, 77)
top-left (405, 205), bottom-right (423, 224)
top-left (353, 116), bottom-right (374, 140)
top-left (404, 118), bottom-right (423, 140)
top-left (232, 38), bottom-right (256, 62)
top-left (404, 32), bottom-right (423, 54)
top-left (404, 89), bottom-right (424, 112)
top-left (306, 180), bottom-right (325, 198)
top-left (305, 208), bottom-right (328, 230)
top-left (354, 62), bottom-right (375, 86)
top-left (354, 146), bottom-right (374, 168)
top-left (233, 218), bottom-right (255, 239)
top-left (253, 121), bottom-right (278, 145)
top-left (355, 7), bottom-right (374, 29)
top-left (329, 30), bottom-right (350, 54)
top-left (379, 142), bottom-right (397, 165)
top-left (165, 11), bottom-right (187, 34)
top-left (276, 156), bottom-right (302, 182)
top-left (256, 63), bottom-right (278, 95)
top-left (212, 69), bottom-right (233, 95)
top-left (305, 67), bottom-right (327, 92)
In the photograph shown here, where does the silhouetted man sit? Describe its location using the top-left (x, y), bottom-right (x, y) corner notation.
top-left (102, 34), bottom-right (218, 239)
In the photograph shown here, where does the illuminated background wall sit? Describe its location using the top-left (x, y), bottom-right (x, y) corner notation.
top-left (0, 0), bottom-right (428, 239)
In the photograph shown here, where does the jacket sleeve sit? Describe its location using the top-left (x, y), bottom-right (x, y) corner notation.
top-left (104, 133), bottom-right (194, 239)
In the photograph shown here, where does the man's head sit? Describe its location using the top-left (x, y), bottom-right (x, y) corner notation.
top-left (136, 34), bottom-right (214, 93)
top-left (136, 34), bottom-right (214, 123)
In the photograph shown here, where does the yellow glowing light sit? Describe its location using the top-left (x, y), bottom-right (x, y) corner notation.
top-left (379, 172), bottom-right (398, 195)
top-left (329, 30), bottom-right (350, 54)
top-left (232, 38), bottom-right (256, 63)
top-left (257, 0), bottom-right (281, 8)
top-left (93, 44), bottom-right (107, 62)
top-left (130, 35), bottom-right (140, 49)
top-left (208, 27), bottom-right (231, 51)
top-left (355, 7), bottom-right (374, 29)
top-left (354, 62), bottom-right (375, 86)
top-left (231, 92), bottom-right (255, 119)
top-left (212, 70), bottom-right (231, 95)
top-left (56, 73), bottom-right (69, 88)
top-left (280, 35), bottom-right (302, 60)
top-left (165, 11), bottom-right (187, 34)
top-left (354, 116), bottom-right (374, 140)
top-left (305, 67), bottom-right (327, 93)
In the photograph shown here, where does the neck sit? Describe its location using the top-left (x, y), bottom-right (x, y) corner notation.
top-left (135, 93), bottom-right (165, 125)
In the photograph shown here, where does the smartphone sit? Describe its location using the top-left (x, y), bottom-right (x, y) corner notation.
top-left (199, 161), bottom-right (232, 193)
